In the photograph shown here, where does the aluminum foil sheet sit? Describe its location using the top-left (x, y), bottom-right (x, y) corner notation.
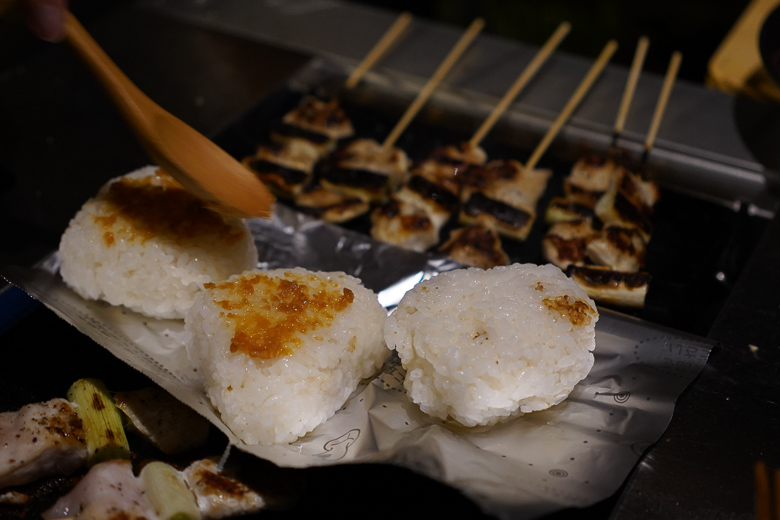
top-left (0, 204), bottom-right (713, 520)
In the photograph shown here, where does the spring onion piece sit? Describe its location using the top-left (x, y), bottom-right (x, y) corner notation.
top-left (66, 378), bottom-right (130, 465)
top-left (140, 461), bottom-right (202, 520)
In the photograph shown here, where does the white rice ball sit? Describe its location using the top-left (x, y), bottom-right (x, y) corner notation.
top-left (384, 263), bottom-right (598, 427)
top-left (58, 166), bottom-right (258, 320)
top-left (185, 267), bottom-right (389, 445)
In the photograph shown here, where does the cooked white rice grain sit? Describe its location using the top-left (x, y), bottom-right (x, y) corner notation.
top-left (384, 263), bottom-right (598, 427)
top-left (58, 166), bottom-right (258, 320)
top-left (185, 267), bottom-right (389, 445)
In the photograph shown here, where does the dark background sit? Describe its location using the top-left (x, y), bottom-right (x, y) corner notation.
top-left (0, 0), bottom-right (755, 85)
top-left (350, 0), bottom-right (751, 84)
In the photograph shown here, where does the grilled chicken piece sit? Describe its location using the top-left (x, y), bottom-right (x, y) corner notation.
top-left (412, 141), bottom-right (487, 197)
top-left (586, 224), bottom-right (647, 272)
top-left (565, 264), bottom-right (650, 309)
top-left (271, 95), bottom-right (354, 155)
top-left (438, 221), bottom-right (509, 269)
top-left (253, 139), bottom-right (319, 175)
top-left (459, 192), bottom-right (537, 241)
top-left (544, 196), bottom-right (599, 225)
top-left (243, 139), bottom-right (320, 199)
top-left (567, 155), bottom-right (659, 210)
top-left (594, 170), bottom-right (654, 242)
top-left (282, 96), bottom-right (355, 141)
top-left (565, 157), bottom-right (658, 241)
top-left (564, 154), bottom-right (621, 206)
top-left (182, 458), bottom-right (265, 519)
top-left (411, 158), bottom-right (462, 197)
top-left (370, 196), bottom-right (439, 252)
top-left (321, 138), bottom-right (410, 203)
top-left (42, 459), bottom-right (154, 520)
top-left (547, 156), bottom-right (659, 309)
top-left (293, 181), bottom-right (370, 223)
top-left (541, 219), bottom-right (596, 270)
top-left (0, 398), bottom-right (87, 489)
top-left (615, 166), bottom-right (660, 211)
top-left (459, 160), bottom-right (551, 206)
top-left (42, 458), bottom-right (266, 520)
top-left (394, 174), bottom-right (459, 230)
top-left (456, 161), bottom-right (551, 242)
top-left (543, 220), bottom-right (647, 273)
top-left (367, 145), bottom-right (471, 251)
top-left (429, 141), bottom-right (488, 167)
top-left (319, 167), bottom-right (392, 204)
top-left (332, 138), bottom-right (410, 184)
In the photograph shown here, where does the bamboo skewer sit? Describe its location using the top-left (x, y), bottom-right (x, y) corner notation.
top-left (524, 39), bottom-right (619, 172)
top-left (753, 460), bottom-right (775, 520)
top-left (382, 18), bottom-right (486, 151)
top-left (642, 50), bottom-right (682, 161)
top-left (612, 36), bottom-right (649, 146)
top-left (468, 21), bottom-right (571, 147)
top-left (343, 12), bottom-right (414, 91)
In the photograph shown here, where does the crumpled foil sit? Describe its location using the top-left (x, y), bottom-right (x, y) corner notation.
top-left (0, 204), bottom-right (713, 520)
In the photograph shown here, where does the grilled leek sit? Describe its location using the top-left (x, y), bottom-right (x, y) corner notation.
top-left (66, 378), bottom-right (130, 465)
top-left (140, 461), bottom-right (201, 520)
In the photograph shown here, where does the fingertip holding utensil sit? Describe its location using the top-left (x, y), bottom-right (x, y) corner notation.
top-left (63, 11), bottom-right (275, 219)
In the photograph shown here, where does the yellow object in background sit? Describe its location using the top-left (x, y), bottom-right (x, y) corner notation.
top-left (708, 0), bottom-right (780, 101)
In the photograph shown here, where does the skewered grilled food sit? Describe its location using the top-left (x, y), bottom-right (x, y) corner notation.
top-left (395, 174), bottom-right (460, 229)
top-left (542, 152), bottom-right (659, 308)
top-left (541, 219), bottom-right (596, 270)
top-left (458, 159), bottom-right (551, 206)
top-left (412, 142), bottom-right (488, 197)
top-left (320, 138), bottom-right (410, 203)
top-left (367, 142), bottom-right (484, 252)
top-left (293, 180), bottom-right (371, 223)
top-left (585, 224), bottom-right (647, 272)
top-left (545, 196), bottom-right (598, 225)
top-left (457, 160), bottom-right (552, 242)
top-left (594, 167), bottom-right (657, 241)
top-left (459, 192), bottom-right (537, 241)
top-left (565, 264), bottom-right (651, 309)
top-left (564, 154), bottom-right (619, 206)
top-left (429, 141), bottom-right (488, 168)
top-left (370, 195), bottom-right (439, 252)
top-left (542, 220), bottom-right (647, 273)
top-left (437, 220), bottom-right (509, 269)
top-left (270, 95), bottom-right (355, 156)
top-left (243, 139), bottom-right (320, 200)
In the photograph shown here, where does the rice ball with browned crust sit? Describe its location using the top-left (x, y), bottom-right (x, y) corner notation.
top-left (384, 263), bottom-right (598, 427)
top-left (185, 267), bottom-right (389, 445)
top-left (58, 166), bottom-right (258, 320)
